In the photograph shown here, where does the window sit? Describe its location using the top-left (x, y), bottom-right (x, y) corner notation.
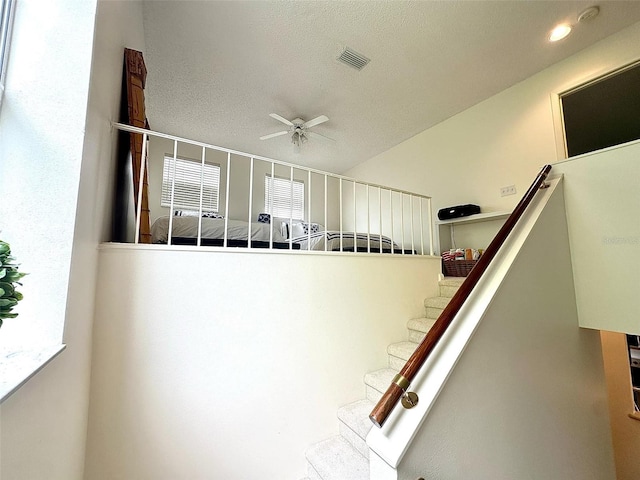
top-left (0, 0), bottom-right (15, 108)
top-left (561, 62), bottom-right (640, 157)
top-left (162, 155), bottom-right (220, 212)
top-left (265, 175), bottom-right (304, 219)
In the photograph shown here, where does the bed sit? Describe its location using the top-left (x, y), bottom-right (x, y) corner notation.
top-left (292, 230), bottom-right (409, 253)
top-left (151, 215), bottom-right (298, 249)
top-left (151, 215), bottom-right (412, 253)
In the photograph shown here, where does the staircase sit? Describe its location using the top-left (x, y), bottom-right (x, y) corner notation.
top-left (302, 277), bottom-right (464, 480)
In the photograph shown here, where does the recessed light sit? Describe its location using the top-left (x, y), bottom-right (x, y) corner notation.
top-left (549, 24), bottom-right (572, 42)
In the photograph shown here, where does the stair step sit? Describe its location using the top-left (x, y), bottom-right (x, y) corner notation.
top-left (337, 399), bottom-right (374, 459)
top-left (424, 296), bottom-right (450, 309)
top-left (439, 277), bottom-right (464, 298)
top-left (439, 285), bottom-right (460, 299)
top-left (364, 368), bottom-right (397, 403)
top-left (439, 277), bottom-right (465, 287)
top-left (387, 341), bottom-right (418, 370)
top-left (407, 317), bottom-right (437, 343)
top-left (424, 295), bottom-right (450, 319)
top-left (306, 436), bottom-right (369, 480)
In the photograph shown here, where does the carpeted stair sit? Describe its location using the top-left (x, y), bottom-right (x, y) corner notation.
top-left (302, 277), bottom-right (464, 480)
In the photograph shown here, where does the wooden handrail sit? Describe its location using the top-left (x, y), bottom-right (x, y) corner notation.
top-left (369, 164), bottom-right (553, 428)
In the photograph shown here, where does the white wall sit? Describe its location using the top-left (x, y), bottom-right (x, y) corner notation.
top-left (346, 21), bottom-right (640, 248)
top-left (0, 1), bottom-right (145, 479)
top-left (553, 140), bottom-right (640, 335)
top-left (84, 247), bottom-right (440, 480)
top-left (384, 181), bottom-right (615, 479)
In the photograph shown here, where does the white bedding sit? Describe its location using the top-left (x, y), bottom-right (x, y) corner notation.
top-left (151, 216), bottom-right (287, 244)
top-left (292, 230), bottom-right (399, 252)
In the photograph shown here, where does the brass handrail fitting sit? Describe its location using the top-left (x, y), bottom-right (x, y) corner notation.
top-left (393, 373), bottom-right (419, 409)
top-left (392, 373), bottom-right (410, 391)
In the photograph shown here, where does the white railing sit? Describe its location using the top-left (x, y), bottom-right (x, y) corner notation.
top-left (114, 122), bottom-right (435, 256)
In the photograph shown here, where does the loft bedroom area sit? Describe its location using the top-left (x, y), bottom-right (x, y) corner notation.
top-left (113, 49), bottom-right (435, 256)
top-left (112, 122), bottom-right (435, 255)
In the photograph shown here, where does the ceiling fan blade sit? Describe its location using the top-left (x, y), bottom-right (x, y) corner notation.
top-left (260, 131), bottom-right (289, 140)
top-left (308, 130), bottom-right (335, 142)
top-left (303, 115), bottom-right (329, 128)
top-left (269, 113), bottom-right (294, 126)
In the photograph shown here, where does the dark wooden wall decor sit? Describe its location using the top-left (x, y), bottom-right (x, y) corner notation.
top-left (124, 48), bottom-right (151, 243)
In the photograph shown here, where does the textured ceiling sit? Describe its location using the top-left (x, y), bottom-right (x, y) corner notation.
top-left (142, 1), bottom-right (640, 173)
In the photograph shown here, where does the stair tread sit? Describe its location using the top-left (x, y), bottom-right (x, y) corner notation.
top-left (424, 296), bottom-right (450, 308)
top-left (387, 341), bottom-right (418, 361)
top-left (364, 368), bottom-right (397, 394)
top-left (439, 277), bottom-right (465, 287)
top-left (337, 399), bottom-right (375, 441)
top-left (306, 436), bottom-right (369, 480)
top-left (407, 317), bottom-right (437, 333)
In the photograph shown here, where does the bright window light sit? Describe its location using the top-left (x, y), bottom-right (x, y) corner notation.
top-left (161, 156), bottom-right (221, 212)
top-left (265, 175), bottom-right (304, 220)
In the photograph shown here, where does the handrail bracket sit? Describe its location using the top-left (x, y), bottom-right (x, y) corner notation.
top-left (393, 373), bottom-right (419, 409)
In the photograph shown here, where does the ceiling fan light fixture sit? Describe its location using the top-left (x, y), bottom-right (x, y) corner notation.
top-left (291, 130), bottom-right (308, 147)
top-left (549, 23), bottom-right (572, 42)
top-left (263, 113), bottom-right (329, 149)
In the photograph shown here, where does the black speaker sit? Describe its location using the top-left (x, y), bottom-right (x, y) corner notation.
top-left (437, 204), bottom-right (481, 221)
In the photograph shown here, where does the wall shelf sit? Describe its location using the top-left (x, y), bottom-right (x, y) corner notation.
top-left (436, 211), bottom-right (512, 253)
top-left (436, 211), bottom-right (511, 226)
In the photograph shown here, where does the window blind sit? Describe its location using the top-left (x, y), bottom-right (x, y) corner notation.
top-left (265, 175), bottom-right (304, 220)
top-left (162, 156), bottom-right (220, 212)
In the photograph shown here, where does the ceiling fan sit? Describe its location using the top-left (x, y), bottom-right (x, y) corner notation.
top-left (260, 113), bottom-right (334, 147)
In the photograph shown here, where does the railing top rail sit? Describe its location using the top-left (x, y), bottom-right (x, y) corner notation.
top-left (369, 164), bottom-right (553, 428)
top-left (113, 122), bottom-right (432, 200)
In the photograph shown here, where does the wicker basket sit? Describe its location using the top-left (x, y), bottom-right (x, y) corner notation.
top-left (442, 259), bottom-right (477, 277)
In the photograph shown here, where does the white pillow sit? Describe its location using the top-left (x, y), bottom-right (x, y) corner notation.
top-left (290, 221), bottom-right (306, 238)
top-left (273, 218), bottom-right (290, 238)
top-left (290, 221), bottom-right (325, 238)
top-left (275, 220), bottom-right (325, 239)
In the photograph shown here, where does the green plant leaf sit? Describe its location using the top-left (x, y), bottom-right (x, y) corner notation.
top-left (0, 241), bottom-right (26, 328)
top-left (0, 282), bottom-right (14, 296)
top-left (3, 270), bottom-right (25, 282)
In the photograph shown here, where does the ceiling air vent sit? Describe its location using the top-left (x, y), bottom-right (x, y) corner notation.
top-left (337, 47), bottom-right (370, 71)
